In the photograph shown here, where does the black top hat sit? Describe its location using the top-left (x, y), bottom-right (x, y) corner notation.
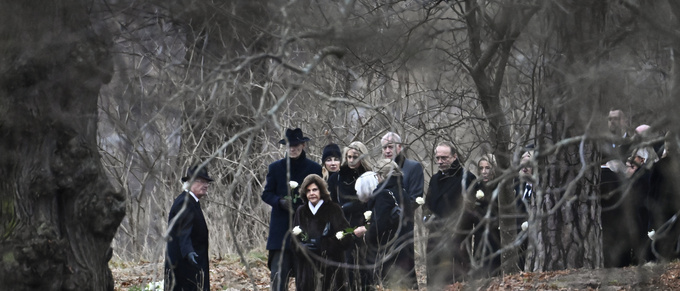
top-left (322, 143), bottom-right (342, 162)
top-left (181, 164), bottom-right (214, 182)
top-left (278, 128), bottom-right (311, 146)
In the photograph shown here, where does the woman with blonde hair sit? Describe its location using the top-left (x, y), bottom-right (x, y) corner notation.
top-left (327, 141), bottom-right (375, 290)
top-left (354, 159), bottom-right (413, 289)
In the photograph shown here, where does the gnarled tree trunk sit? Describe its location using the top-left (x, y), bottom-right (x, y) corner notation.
top-left (0, 1), bottom-right (124, 290)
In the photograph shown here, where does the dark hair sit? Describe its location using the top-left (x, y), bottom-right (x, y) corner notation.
top-left (322, 143), bottom-right (342, 162)
top-left (299, 174), bottom-right (332, 203)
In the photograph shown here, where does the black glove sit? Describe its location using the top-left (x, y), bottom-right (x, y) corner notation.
top-left (302, 238), bottom-right (319, 252)
top-left (278, 198), bottom-right (292, 212)
top-left (187, 252), bottom-right (199, 265)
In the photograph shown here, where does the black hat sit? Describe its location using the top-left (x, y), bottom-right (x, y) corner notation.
top-left (278, 128), bottom-right (311, 146)
top-left (322, 143), bottom-right (342, 162)
top-left (181, 164), bottom-right (214, 182)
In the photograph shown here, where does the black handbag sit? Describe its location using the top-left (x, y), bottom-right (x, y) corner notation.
top-left (386, 189), bottom-right (402, 225)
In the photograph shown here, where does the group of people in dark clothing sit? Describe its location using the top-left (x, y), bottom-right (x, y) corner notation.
top-left (600, 109), bottom-right (680, 268)
top-left (163, 117), bottom-right (680, 290)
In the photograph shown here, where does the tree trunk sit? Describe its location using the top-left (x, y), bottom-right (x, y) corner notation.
top-left (527, 0), bottom-right (608, 271)
top-left (0, 1), bottom-right (124, 290)
top-left (529, 110), bottom-right (602, 271)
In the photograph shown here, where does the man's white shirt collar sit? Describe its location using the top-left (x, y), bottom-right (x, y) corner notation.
top-left (188, 191), bottom-right (199, 202)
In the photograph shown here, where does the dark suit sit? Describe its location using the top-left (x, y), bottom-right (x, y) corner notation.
top-left (164, 192), bottom-right (209, 291)
top-left (649, 154), bottom-right (680, 261)
top-left (364, 176), bottom-right (410, 288)
top-left (392, 154), bottom-right (423, 289)
top-left (261, 150), bottom-right (321, 290)
top-left (425, 160), bottom-right (476, 287)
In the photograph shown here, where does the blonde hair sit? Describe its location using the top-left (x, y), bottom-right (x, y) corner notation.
top-left (477, 153), bottom-right (497, 179)
top-left (342, 141), bottom-right (375, 170)
top-left (374, 158), bottom-right (402, 179)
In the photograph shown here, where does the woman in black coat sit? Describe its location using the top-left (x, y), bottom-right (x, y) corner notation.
top-left (327, 141), bottom-right (374, 290)
top-left (469, 154), bottom-right (501, 278)
top-left (293, 174), bottom-right (353, 291)
top-left (354, 160), bottom-right (412, 289)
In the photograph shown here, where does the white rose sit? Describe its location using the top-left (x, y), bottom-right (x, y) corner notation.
top-left (364, 211), bottom-right (372, 221)
top-left (648, 229), bottom-right (656, 240)
top-left (415, 197), bottom-right (425, 205)
top-left (292, 226), bottom-right (302, 236)
top-left (289, 181), bottom-right (299, 189)
top-left (336, 231), bottom-right (344, 240)
top-left (475, 190), bottom-right (485, 200)
top-left (521, 221), bottom-right (529, 231)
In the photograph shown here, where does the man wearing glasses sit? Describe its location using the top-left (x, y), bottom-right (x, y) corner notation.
top-left (424, 142), bottom-right (476, 288)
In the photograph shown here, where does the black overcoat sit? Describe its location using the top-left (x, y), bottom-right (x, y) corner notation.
top-left (164, 192), bottom-right (209, 291)
top-left (261, 150), bottom-right (322, 250)
top-left (328, 164), bottom-right (368, 227)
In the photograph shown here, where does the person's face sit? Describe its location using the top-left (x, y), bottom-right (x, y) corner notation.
top-left (435, 146), bottom-right (456, 171)
top-left (190, 178), bottom-right (211, 199)
top-left (306, 183), bottom-right (321, 205)
top-left (381, 140), bottom-right (402, 160)
top-left (625, 161), bottom-right (637, 178)
top-left (479, 160), bottom-right (494, 182)
top-left (520, 155), bottom-right (533, 177)
top-left (608, 110), bottom-right (626, 135)
top-left (324, 156), bottom-right (341, 173)
top-left (634, 155), bottom-right (645, 166)
top-left (288, 143), bottom-right (305, 159)
top-left (346, 149), bottom-right (362, 169)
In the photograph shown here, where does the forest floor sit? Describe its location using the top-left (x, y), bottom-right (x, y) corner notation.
top-left (111, 257), bottom-right (680, 290)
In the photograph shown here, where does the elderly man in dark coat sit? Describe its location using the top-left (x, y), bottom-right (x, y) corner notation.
top-left (165, 164), bottom-right (213, 291)
top-left (261, 128), bottom-right (322, 290)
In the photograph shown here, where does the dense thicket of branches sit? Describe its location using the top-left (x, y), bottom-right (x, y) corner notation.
top-left (4, 0), bottom-right (680, 289)
top-left (100, 0), bottom-right (680, 277)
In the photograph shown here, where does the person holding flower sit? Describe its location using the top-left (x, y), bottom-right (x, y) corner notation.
top-left (293, 174), bottom-right (353, 291)
top-left (353, 160), bottom-right (412, 289)
top-left (469, 154), bottom-right (501, 278)
top-left (261, 128), bottom-right (322, 291)
top-left (327, 141), bottom-right (375, 290)
top-left (423, 142), bottom-right (476, 288)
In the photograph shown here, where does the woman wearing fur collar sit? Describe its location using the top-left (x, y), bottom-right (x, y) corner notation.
top-left (292, 174), bottom-right (353, 291)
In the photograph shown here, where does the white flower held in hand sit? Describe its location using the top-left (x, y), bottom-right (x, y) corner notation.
top-left (415, 197), bottom-right (425, 205)
top-left (292, 226), bottom-right (302, 236)
top-left (364, 211), bottom-right (372, 221)
top-left (521, 221), bottom-right (529, 231)
top-left (648, 229), bottom-right (656, 240)
top-left (336, 231), bottom-right (344, 240)
top-left (289, 181), bottom-right (299, 189)
top-left (475, 190), bottom-right (485, 200)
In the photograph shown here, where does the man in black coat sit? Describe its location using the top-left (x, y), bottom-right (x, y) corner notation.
top-left (425, 142), bottom-right (476, 288)
top-left (261, 128), bottom-right (322, 291)
top-left (165, 164), bottom-right (213, 291)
